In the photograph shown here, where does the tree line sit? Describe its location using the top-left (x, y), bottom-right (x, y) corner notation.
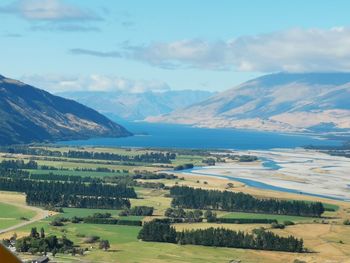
top-left (66, 150), bottom-right (176, 163)
top-left (0, 159), bottom-right (38, 169)
top-left (119, 206), bottom-right (154, 216)
top-left (170, 186), bottom-right (324, 217)
top-left (0, 170), bottom-right (103, 183)
top-left (50, 213), bottom-right (142, 226)
top-left (0, 177), bottom-right (137, 198)
top-left (137, 221), bottom-right (304, 253)
top-left (26, 191), bottom-right (130, 209)
top-left (0, 146), bottom-right (177, 163)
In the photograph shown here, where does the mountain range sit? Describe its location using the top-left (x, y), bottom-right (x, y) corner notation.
top-left (57, 90), bottom-right (214, 121)
top-left (0, 75), bottom-right (131, 145)
top-left (148, 72), bottom-right (350, 133)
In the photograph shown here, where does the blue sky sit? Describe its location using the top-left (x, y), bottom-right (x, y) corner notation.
top-left (1, 0), bottom-right (350, 93)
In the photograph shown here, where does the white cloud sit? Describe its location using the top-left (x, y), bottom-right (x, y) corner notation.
top-left (122, 27), bottom-right (350, 72)
top-left (70, 48), bottom-right (121, 57)
top-left (20, 74), bottom-right (171, 93)
top-left (0, 0), bottom-right (98, 21)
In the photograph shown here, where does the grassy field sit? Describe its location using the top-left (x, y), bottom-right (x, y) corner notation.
top-left (6, 216), bottom-right (298, 263)
top-left (0, 202), bottom-right (36, 229)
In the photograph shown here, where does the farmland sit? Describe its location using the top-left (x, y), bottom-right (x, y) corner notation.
top-left (0, 145), bottom-right (350, 262)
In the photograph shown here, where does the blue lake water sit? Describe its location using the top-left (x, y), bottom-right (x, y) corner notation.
top-left (58, 121), bottom-right (341, 150)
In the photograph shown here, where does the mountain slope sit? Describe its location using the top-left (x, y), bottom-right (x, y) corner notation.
top-left (57, 90), bottom-right (214, 121)
top-left (0, 75), bottom-right (131, 145)
top-left (149, 73), bottom-right (350, 133)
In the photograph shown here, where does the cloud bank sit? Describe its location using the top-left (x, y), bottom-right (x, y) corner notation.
top-left (20, 74), bottom-right (171, 93)
top-left (70, 27), bottom-right (350, 73)
top-left (0, 0), bottom-right (98, 21)
top-left (0, 0), bottom-right (101, 32)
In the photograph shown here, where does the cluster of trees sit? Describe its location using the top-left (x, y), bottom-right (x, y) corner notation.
top-left (202, 158), bottom-right (216, 166)
top-left (138, 221), bottom-right (177, 243)
top-left (138, 221), bottom-right (304, 253)
top-left (173, 163), bottom-right (194, 171)
top-left (132, 172), bottom-right (177, 180)
top-left (164, 208), bottom-right (203, 223)
top-left (119, 206), bottom-right (154, 216)
top-left (236, 155), bottom-right (258, 162)
top-left (15, 228), bottom-right (77, 255)
top-left (170, 186), bottom-right (324, 217)
top-left (135, 181), bottom-right (166, 189)
top-left (0, 160), bottom-right (38, 169)
top-left (0, 178), bottom-right (137, 198)
top-left (66, 150), bottom-right (176, 163)
top-left (26, 191), bottom-right (130, 209)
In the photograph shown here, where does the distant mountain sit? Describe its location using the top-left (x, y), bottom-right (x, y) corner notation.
top-left (57, 90), bottom-right (214, 121)
top-left (0, 75), bottom-right (131, 145)
top-left (149, 73), bottom-right (350, 133)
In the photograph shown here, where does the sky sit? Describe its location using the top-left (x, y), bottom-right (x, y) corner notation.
top-left (1, 0), bottom-right (350, 93)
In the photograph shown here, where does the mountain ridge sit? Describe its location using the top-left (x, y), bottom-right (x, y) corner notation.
top-left (57, 90), bottom-right (214, 121)
top-left (148, 72), bottom-right (350, 133)
top-left (0, 75), bottom-right (131, 145)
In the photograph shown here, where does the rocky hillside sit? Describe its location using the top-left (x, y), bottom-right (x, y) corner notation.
top-left (0, 75), bottom-right (131, 145)
top-left (148, 73), bottom-right (350, 133)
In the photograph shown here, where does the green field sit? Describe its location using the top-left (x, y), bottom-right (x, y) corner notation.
top-left (13, 218), bottom-right (263, 263)
top-left (221, 211), bottom-right (316, 222)
top-left (0, 202), bottom-right (36, 229)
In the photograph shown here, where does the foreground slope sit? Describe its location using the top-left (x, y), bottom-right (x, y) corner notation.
top-left (149, 72), bottom-right (350, 133)
top-left (0, 75), bottom-right (131, 145)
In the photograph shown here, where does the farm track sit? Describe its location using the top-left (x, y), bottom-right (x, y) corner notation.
top-left (0, 200), bottom-right (48, 235)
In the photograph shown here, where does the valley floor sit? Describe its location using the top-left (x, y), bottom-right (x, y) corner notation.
top-left (1, 146), bottom-right (350, 263)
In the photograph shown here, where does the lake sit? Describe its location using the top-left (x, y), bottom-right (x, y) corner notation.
top-left (57, 121), bottom-right (341, 150)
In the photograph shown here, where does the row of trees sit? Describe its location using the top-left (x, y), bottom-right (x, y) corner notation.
top-left (0, 168), bottom-right (30, 178)
top-left (170, 186), bottom-right (324, 217)
top-left (0, 177), bottom-right (137, 198)
top-left (26, 191), bottom-right (131, 209)
top-left (66, 150), bottom-right (176, 163)
top-left (0, 146), bottom-right (177, 163)
top-left (132, 172), bottom-right (177, 180)
top-left (138, 221), bottom-right (304, 253)
top-left (0, 160), bottom-right (38, 169)
top-left (119, 206), bottom-right (154, 216)
top-left (1, 171), bottom-right (103, 183)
